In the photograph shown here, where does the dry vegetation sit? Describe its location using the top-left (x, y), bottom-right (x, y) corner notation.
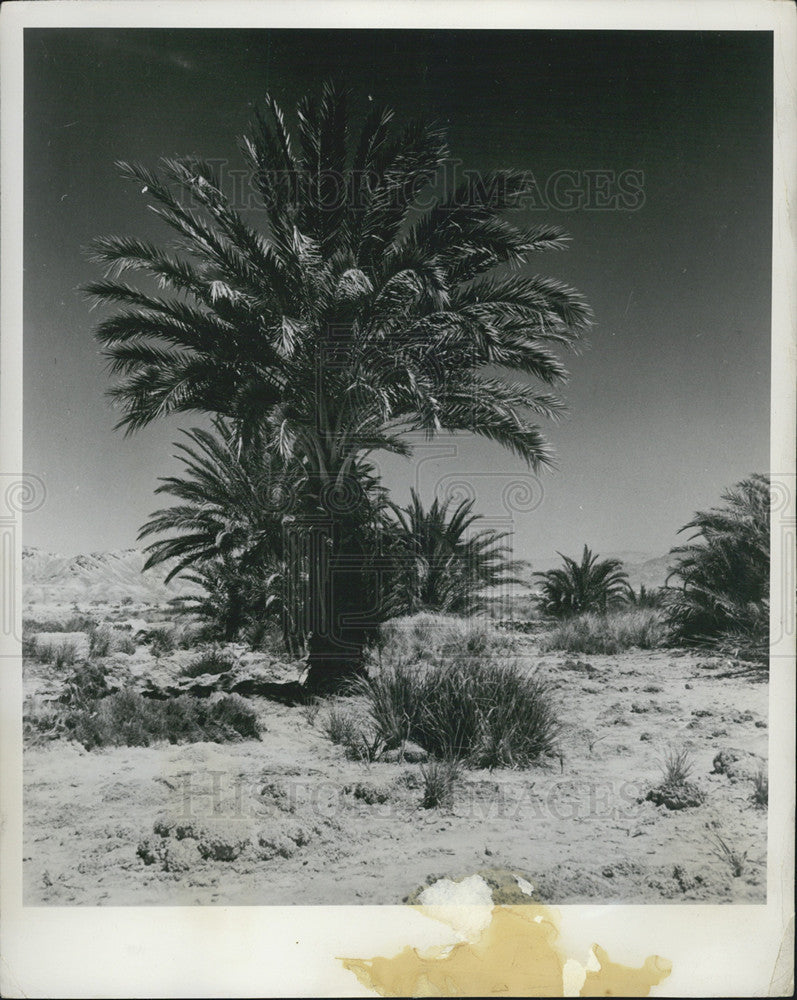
top-left (23, 600), bottom-right (768, 906)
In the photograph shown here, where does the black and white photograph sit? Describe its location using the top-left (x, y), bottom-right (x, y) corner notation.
top-left (1, 2), bottom-right (795, 997)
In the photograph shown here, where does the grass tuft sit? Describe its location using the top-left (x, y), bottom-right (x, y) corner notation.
top-left (539, 608), bottom-right (666, 655)
top-left (707, 828), bottom-right (747, 877)
top-left (420, 757), bottom-right (462, 809)
top-left (751, 769), bottom-right (768, 809)
top-left (661, 747), bottom-right (696, 785)
top-left (181, 647), bottom-right (237, 677)
top-left (352, 655), bottom-right (558, 769)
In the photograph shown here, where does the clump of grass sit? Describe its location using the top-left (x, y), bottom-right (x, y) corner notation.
top-left (645, 747), bottom-right (705, 810)
top-left (181, 647), bottom-right (237, 678)
top-left (662, 747), bottom-right (696, 785)
top-left (420, 757), bottom-right (462, 809)
top-left (300, 697), bottom-right (322, 726)
top-left (141, 627), bottom-right (176, 657)
top-left (22, 633), bottom-right (39, 659)
top-left (353, 657), bottom-right (559, 769)
top-left (116, 634), bottom-right (137, 655)
top-left (60, 660), bottom-right (112, 709)
top-left (539, 608), bottom-right (667, 655)
top-left (53, 641), bottom-right (78, 669)
top-left (62, 613), bottom-right (97, 633)
top-left (62, 691), bottom-right (260, 750)
top-left (89, 625), bottom-right (113, 659)
top-left (751, 769), bottom-right (768, 809)
top-left (707, 828), bottom-right (748, 877)
top-left (320, 702), bottom-right (384, 762)
top-left (321, 702), bottom-right (362, 746)
top-left (375, 614), bottom-right (520, 667)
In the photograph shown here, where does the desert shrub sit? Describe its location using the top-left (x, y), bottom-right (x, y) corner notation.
top-left (206, 694), bottom-right (261, 739)
top-left (53, 641), bottom-right (78, 669)
top-left (23, 697), bottom-right (65, 744)
top-left (181, 646), bottom-right (237, 677)
top-left (60, 660), bottom-right (112, 708)
top-left (89, 625), bottom-right (113, 659)
top-left (300, 697), bottom-right (322, 726)
top-left (645, 747), bottom-right (705, 810)
top-left (22, 633), bottom-right (39, 659)
top-left (321, 702), bottom-right (361, 746)
top-left (172, 621), bottom-right (204, 650)
top-left (375, 614), bottom-right (520, 668)
top-left (140, 626), bottom-right (175, 656)
top-left (347, 782), bottom-right (391, 805)
top-left (534, 545), bottom-right (631, 618)
top-left (116, 634), bottom-right (138, 655)
top-left (320, 701), bottom-right (383, 761)
top-left (60, 613), bottom-right (97, 633)
top-left (420, 757), bottom-right (462, 809)
top-left (666, 474), bottom-right (769, 663)
top-left (24, 617), bottom-right (67, 634)
top-left (751, 769), bottom-right (768, 808)
top-left (354, 657), bottom-right (558, 769)
top-left (539, 608), bottom-right (667, 654)
top-left (63, 690), bottom-right (260, 750)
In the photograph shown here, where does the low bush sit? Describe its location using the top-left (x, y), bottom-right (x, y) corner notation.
top-left (116, 634), bottom-right (138, 655)
top-left (53, 641), bottom-right (79, 669)
top-left (63, 613), bottom-right (98, 633)
top-left (181, 647), bottom-right (237, 677)
top-left (62, 690), bottom-right (261, 750)
top-left (375, 614), bottom-right (521, 667)
top-left (60, 660), bottom-right (113, 708)
top-left (138, 626), bottom-right (176, 657)
top-left (538, 608), bottom-right (667, 655)
top-left (353, 657), bottom-right (558, 769)
top-left (89, 625), bottom-right (113, 659)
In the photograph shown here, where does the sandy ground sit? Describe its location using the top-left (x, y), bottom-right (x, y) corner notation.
top-left (23, 611), bottom-right (768, 907)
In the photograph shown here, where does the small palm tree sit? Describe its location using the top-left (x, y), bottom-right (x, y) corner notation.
top-left (87, 82), bottom-right (592, 690)
top-left (383, 489), bottom-right (525, 616)
top-left (666, 474), bottom-right (770, 660)
top-left (138, 418), bottom-right (295, 644)
top-left (625, 584), bottom-right (667, 609)
top-left (534, 545), bottom-right (631, 618)
top-left (138, 417), bottom-right (295, 583)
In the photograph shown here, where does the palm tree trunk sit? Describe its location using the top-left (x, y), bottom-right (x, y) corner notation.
top-left (293, 466), bottom-right (375, 693)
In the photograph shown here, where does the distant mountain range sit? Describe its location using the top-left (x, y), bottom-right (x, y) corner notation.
top-left (22, 547), bottom-right (196, 605)
top-left (22, 544), bottom-right (675, 606)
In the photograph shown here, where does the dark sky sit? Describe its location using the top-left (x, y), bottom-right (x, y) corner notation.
top-left (23, 29), bottom-right (772, 564)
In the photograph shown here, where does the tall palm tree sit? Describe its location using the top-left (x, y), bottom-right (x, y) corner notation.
top-left (666, 473), bottom-right (770, 659)
top-left (384, 489), bottom-right (525, 616)
top-left (86, 82), bottom-right (593, 690)
top-left (534, 545), bottom-right (631, 618)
